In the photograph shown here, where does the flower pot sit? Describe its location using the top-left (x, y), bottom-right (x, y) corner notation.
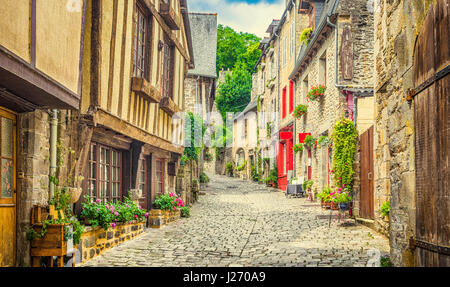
top-left (331, 202), bottom-right (339, 210)
top-left (68, 187), bottom-right (83, 204)
top-left (325, 201), bottom-right (331, 209)
top-left (339, 203), bottom-right (349, 211)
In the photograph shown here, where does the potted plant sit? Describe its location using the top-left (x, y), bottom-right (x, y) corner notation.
top-left (226, 162), bottom-right (234, 177)
top-left (293, 104), bottom-right (308, 119)
top-left (380, 200), bottom-right (390, 221)
top-left (293, 143), bottom-right (304, 154)
top-left (304, 135), bottom-right (317, 150)
top-left (300, 27), bottom-right (313, 46)
top-left (334, 188), bottom-right (352, 211)
top-left (317, 187), bottom-right (332, 208)
top-left (307, 85), bottom-right (326, 101)
top-left (302, 180), bottom-right (314, 200)
top-left (318, 136), bottom-right (331, 149)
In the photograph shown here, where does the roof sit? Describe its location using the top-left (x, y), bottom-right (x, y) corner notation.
top-left (234, 98), bottom-right (258, 121)
top-left (289, 0), bottom-right (339, 80)
top-left (266, 20), bottom-right (280, 34)
top-left (187, 12), bottom-right (218, 78)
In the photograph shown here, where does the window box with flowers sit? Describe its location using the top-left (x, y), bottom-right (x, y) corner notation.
top-left (304, 135), bottom-right (317, 150)
top-left (293, 143), bottom-right (304, 154)
top-left (293, 104), bottom-right (308, 119)
top-left (307, 85), bottom-right (326, 101)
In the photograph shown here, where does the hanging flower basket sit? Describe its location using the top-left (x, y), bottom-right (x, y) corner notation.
top-left (304, 135), bottom-right (317, 149)
top-left (293, 104), bottom-right (308, 119)
top-left (307, 85), bottom-right (326, 101)
top-left (293, 143), bottom-right (304, 154)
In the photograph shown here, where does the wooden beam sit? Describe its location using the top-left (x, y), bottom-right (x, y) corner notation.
top-left (95, 108), bottom-right (184, 154)
top-left (141, 0), bottom-right (190, 63)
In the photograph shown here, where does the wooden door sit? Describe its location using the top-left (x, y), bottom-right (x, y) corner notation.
top-left (360, 126), bottom-right (374, 219)
top-left (0, 108), bottom-right (16, 267)
top-left (412, 0), bottom-right (449, 267)
top-left (138, 155), bottom-right (149, 210)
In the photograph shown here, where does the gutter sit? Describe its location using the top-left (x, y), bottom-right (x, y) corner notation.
top-left (49, 109), bottom-right (58, 199)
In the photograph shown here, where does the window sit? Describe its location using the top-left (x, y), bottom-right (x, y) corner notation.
top-left (162, 36), bottom-right (175, 99)
top-left (133, 3), bottom-right (151, 79)
top-left (88, 143), bottom-right (122, 203)
top-left (282, 37), bottom-right (287, 67)
top-left (290, 23), bottom-right (295, 59)
top-left (154, 159), bottom-right (164, 195)
top-left (138, 157), bottom-right (148, 209)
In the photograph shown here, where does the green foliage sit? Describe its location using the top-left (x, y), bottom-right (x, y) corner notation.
top-left (216, 24), bottom-right (261, 75)
top-left (380, 200), bottom-right (390, 218)
top-left (300, 27), bottom-right (313, 46)
top-left (205, 152), bottom-right (213, 163)
top-left (331, 118), bottom-right (358, 190)
top-left (304, 135), bottom-right (317, 149)
top-left (265, 167), bottom-right (279, 187)
top-left (251, 165), bottom-right (260, 182)
top-left (27, 177), bottom-right (85, 245)
top-left (302, 180), bottom-right (314, 191)
top-left (380, 255), bottom-right (393, 267)
top-left (184, 111), bottom-right (206, 161)
top-left (293, 104), bottom-right (308, 119)
top-left (318, 136), bottom-right (331, 148)
top-left (200, 172), bottom-right (210, 184)
top-left (293, 143), bottom-right (304, 154)
top-left (334, 189), bottom-right (353, 204)
top-left (317, 186), bottom-right (332, 202)
top-left (80, 196), bottom-right (148, 231)
top-left (236, 160), bottom-right (247, 172)
top-left (216, 25), bottom-right (261, 120)
top-left (226, 162), bottom-right (234, 176)
top-left (266, 122), bottom-right (272, 137)
top-left (216, 68), bottom-right (252, 120)
top-left (181, 206), bottom-right (191, 218)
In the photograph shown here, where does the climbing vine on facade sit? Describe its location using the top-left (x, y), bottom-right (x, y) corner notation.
top-left (331, 118), bottom-right (358, 190)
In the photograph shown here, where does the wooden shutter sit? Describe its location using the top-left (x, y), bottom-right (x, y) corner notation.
top-left (289, 80), bottom-right (294, 114)
top-left (282, 87), bottom-right (287, 118)
top-left (412, 0), bottom-right (449, 267)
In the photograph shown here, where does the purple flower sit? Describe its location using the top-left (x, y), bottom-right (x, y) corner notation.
top-left (126, 204), bottom-right (129, 208)
top-left (111, 223), bottom-right (116, 228)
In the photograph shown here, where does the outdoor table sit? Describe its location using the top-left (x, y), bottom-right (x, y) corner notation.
top-left (285, 184), bottom-right (304, 198)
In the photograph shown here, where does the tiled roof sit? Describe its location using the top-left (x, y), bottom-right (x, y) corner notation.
top-left (187, 12), bottom-right (218, 79)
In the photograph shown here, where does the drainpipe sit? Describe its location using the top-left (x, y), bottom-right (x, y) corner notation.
top-left (49, 109), bottom-right (58, 199)
top-left (274, 30), bottom-right (281, 171)
top-left (292, 0), bottom-right (297, 178)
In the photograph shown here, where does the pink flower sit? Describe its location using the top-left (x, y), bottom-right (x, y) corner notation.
top-left (145, 212), bottom-right (149, 218)
top-left (111, 223), bottom-right (116, 228)
top-left (126, 204), bottom-right (129, 208)
top-left (114, 211), bottom-right (118, 216)
top-left (173, 206), bottom-right (177, 211)
top-left (106, 205), bottom-right (109, 209)
top-left (169, 192), bottom-right (175, 198)
top-left (96, 199), bottom-right (101, 203)
top-left (135, 215), bottom-right (138, 219)
top-left (110, 205), bottom-right (115, 211)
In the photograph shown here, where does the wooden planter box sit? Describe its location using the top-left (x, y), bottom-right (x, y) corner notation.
top-left (330, 202), bottom-right (339, 210)
top-left (31, 224), bottom-right (68, 258)
top-left (160, 96), bottom-right (179, 116)
top-left (159, 0), bottom-right (181, 30)
top-left (131, 77), bottom-right (161, 103)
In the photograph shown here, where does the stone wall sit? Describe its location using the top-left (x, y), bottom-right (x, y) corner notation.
top-left (16, 110), bottom-right (51, 267)
top-left (79, 222), bottom-right (144, 264)
top-left (374, 0), bottom-right (431, 267)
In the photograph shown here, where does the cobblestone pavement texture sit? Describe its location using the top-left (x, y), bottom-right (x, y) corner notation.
top-left (81, 174), bottom-right (389, 267)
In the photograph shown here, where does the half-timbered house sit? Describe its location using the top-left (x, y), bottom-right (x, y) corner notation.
top-left (0, 0), bottom-right (86, 266)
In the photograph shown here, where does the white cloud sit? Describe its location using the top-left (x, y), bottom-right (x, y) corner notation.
top-left (187, 0), bottom-right (285, 38)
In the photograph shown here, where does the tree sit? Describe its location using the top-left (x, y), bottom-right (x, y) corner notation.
top-left (216, 25), bottom-right (261, 119)
top-left (216, 24), bottom-right (261, 75)
top-left (216, 68), bottom-right (252, 120)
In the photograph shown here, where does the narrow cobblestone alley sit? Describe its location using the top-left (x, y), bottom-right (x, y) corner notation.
top-left (81, 174), bottom-right (389, 267)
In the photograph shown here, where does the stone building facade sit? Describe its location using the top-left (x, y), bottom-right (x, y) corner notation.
top-left (180, 12), bottom-right (217, 203)
top-left (374, 0), bottom-right (449, 267)
top-left (1, 0), bottom-right (195, 266)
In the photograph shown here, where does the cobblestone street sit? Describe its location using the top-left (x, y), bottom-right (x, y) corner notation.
top-left (81, 174), bottom-right (389, 267)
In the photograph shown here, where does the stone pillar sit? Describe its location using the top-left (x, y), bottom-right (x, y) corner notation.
top-left (16, 110), bottom-right (51, 267)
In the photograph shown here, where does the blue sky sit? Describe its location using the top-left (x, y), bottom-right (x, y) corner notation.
top-left (187, 0), bottom-right (285, 38)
